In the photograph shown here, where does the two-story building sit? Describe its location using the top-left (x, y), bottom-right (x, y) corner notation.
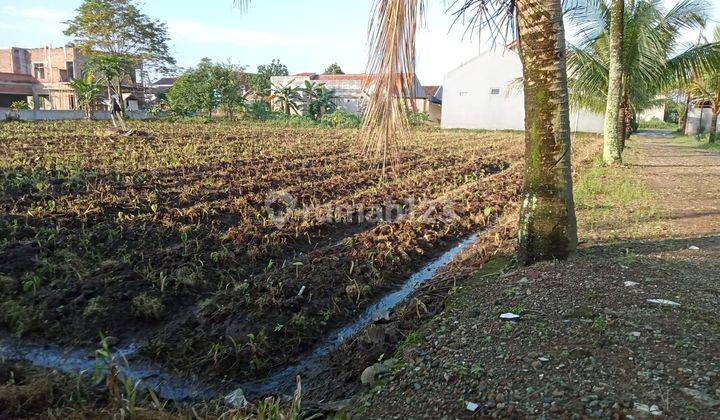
top-left (0, 45), bottom-right (86, 109)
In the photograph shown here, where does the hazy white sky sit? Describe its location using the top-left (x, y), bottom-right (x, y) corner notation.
top-left (0, 0), bottom-right (717, 85)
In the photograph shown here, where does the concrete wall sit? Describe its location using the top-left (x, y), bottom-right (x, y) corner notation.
top-left (685, 106), bottom-right (720, 135)
top-left (2, 108), bottom-right (149, 121)
top-left (638, 105), bottom-right (665, 122)
top-left (441, 49), bottom-right (605, 133)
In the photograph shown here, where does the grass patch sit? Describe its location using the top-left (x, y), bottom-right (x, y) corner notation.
top-left (669, 134), bottom-right (720, 151)
top-left (574, 153), bottom-right (656, 239)
top-left (638, 119), bottom-right (678, 130)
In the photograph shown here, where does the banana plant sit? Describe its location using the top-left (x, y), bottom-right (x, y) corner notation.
top-left (69, 74), bottom-right (102, 119)
top-left (270, 80), bottom-right (302, 116)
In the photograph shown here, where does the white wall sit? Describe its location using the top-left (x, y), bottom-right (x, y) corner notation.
top-left (2, 108), bottom-right (149, 121)
top-left (685, 106), bottom-right (720, 135)
top-left (638, 105), bottom-right (665, 122)
top-left (441, 49), bottom-right (604, 133)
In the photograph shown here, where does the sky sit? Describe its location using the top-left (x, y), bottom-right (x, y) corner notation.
top-left (0, 0), bottom-right (718, 85)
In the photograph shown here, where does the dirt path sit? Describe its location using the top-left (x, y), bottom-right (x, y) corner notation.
top-left (634, 131), bottom-right (720, 236)
top-left (351, 134), bottom-right (720, 419)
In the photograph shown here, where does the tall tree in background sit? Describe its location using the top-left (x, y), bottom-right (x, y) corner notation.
top-left (248, 59), bottom-right (289, 99)
top-left (603, 0), bottom-right (624, 164)
top-left (324, 63), bottom-right (345, 74)
top-left (212, 61), bottom-right (248, 118)
top-left (64, 0), bottom-right (176, 74)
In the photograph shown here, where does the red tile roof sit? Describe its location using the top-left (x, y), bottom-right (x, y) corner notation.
top-left (422, 85), bottom-right (440, 97)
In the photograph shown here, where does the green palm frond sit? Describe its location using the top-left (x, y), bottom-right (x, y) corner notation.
top-left (568, 0), bottom-right (713, 115)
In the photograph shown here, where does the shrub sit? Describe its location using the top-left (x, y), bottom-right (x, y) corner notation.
top-left (408, 111), bottom-right (430, 126)
top-left (246, 101), bottom-right (275, 121)
top-left (638, 117), bottom-right (676, 130)
top-left (10, 100), bottom-right (30, 110)
top-left (320, 110), bottom-right (361, 128)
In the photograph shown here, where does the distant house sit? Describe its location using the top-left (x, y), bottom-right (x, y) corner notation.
top-left (685, 101), bottom-right (720, 135)
top-left (0, 45), bottom-right (85, 109)
top-left (270, 72), bottom-right (424, 116)
top-left (0, 45), bottom-right (144, 110)
top-left (441, 47), bottom-right (604, 133)
top-left (151, 77), bottom-right (176, 95)
top-left (419, 85), bottom-right (442, 123)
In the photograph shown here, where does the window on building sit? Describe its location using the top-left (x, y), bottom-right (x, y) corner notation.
top-left (33, 63), bottom-right (45, 79)
top-left (66, 61), bottom-right (74, 80)
top-left (69, 95), bottom-right (76, 110)
top-left (490, 88), bottom-right (501, 95)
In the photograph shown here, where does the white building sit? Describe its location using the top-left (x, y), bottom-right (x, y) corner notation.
top-left (685, 104), bottom-right (720, 135)
top-left (270, 73), bottom-right (425, 117)
top-left (441, 48), bottom-right (605, 133)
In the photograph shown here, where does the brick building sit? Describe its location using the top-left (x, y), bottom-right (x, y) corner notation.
top-left (0, 45), bottom-right (87, 109)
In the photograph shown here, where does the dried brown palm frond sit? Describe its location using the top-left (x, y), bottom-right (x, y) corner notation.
top-left (361, 0), bottom-right (425, 176)
top-left (362, 0), bottom-right (521, 175)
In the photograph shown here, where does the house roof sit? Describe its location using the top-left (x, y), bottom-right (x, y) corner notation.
top-left (291, 73), bottom-right (423, 83)
top-left (152, 77), bottom-right (176, 86)
top-left (422, 85), bottom-right (440, 98)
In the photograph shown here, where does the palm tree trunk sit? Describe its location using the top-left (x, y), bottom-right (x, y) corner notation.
top-left (681, 91), bottom-right (691, 134)
top-left (516, 0), bottom-right (578, 265)
top-left (619, 95), bottom-right (630, 151)
top-left (710, 110), bottom-right (718, 143)
top-left (603, 0), bottom-right (624, 165)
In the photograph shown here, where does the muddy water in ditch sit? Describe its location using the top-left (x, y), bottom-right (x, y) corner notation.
top-left (0, 339), bottom-right (215, 400)
top-left (236, 232), bottom-right (481, 397)
top-left (0, 232), bottom-right (481, 401)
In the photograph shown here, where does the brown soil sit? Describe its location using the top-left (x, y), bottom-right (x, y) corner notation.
top-left (353, 134), bottom-right (720, 419)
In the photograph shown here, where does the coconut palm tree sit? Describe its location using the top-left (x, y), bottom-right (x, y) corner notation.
top-left (568, 0), bottom-right (719, 148)
top-left (687, 27), bottom-right (720, 142)
top-left (271, 81), bottom-right (302, 116)
top-left (603, 0), bottom-right (625, 164)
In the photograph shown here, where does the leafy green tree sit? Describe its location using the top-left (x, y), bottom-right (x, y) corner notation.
top-left (166, 58), bottom-right (216, 116)
top-left (85, 54), bottom-right (135, 111)
top-left (211, 62), bottom-right (248, 118)
top-left (323, 63), bottom-right (345, 75)
top-left (64, 0), bottom-right (175, 73)
top-left (166, 58), bottom-right (248, 117)
top-left (271, 81), bottom-right (301, 116)
top-left (69, 74), bottom-right (102, 119)
top-left (248, 59), bottom-right (289, 98)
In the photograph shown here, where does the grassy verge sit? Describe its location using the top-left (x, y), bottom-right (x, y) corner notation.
top-left (668, 133), bottom-right (720, 151)
top-left (574, 152), bottom-right (657, 241)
